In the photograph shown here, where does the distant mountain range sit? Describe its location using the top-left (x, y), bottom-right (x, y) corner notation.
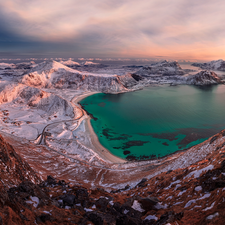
top-left (192, 59), bottom-right (225, 71)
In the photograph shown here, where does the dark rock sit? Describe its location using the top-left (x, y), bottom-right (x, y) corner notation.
top-left (116, 215), bottom-right (141, 225)
top-left (136, 178), bottom-right (148, 188)
top-left (111, 185), bottom-right (130, 193)
top-left (166, 170), bottom-right (173, 174)
top-left (95, 197), bottom-right (109, 212)
top-left (36, 213), bottom-right (52, 223)
top-left (210, 135), bottom-right (219, 144)
top-left (221, 160), bottom-right (225, 171)
top-left (131, 73), bottom-right (144, 81)
top-left (19, 213), bottom-right (29, 221)
top-left (122, 198), bottom-right (135, 208)
top-left (137, 197), bottom-right (159, 212)
top-left (202, 179), bottom-right (225, 192)
top-left (112, 202), bottom-right (121, 213)
top-left (75, 188), bottom-right (89, 207)
top-left (60, 194), bottom-right (76, 206)
top-left (58, 180), bottom-right (66, 186)
top-left (120, 205), bottom-right (142, 220)
top-left (86, 212), bottom-right (104, 225)
top-left (86, 212), bottom-right (116, 225)
top-left (155, 211), bottom-right (183, 225)
top-left (46, 175), bottom-right (57, 185)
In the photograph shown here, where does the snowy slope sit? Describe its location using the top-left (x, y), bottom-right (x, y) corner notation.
top-left (21, 60), bottom-right (141, 93)
top-left (0, 83), bottom-right (74, 117)
top-left (0, 63), bottom-right (15, 69)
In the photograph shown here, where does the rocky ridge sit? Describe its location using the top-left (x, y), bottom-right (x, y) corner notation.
top-left (21, 61), bottom-right (144, 93)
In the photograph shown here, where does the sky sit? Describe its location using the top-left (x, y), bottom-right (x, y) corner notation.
top-left (1, 0), bottom-right (225, 61)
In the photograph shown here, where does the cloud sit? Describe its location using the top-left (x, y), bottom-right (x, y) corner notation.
top-left (1, 0), bottom-right (225, 59)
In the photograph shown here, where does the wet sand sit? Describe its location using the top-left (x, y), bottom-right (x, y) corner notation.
top-left (74, 92), bottom-right (127, 164)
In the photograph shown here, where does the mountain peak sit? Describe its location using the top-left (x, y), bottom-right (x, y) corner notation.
top-left (186, 70), bottom-right (223, 85)
top-left (30, 60), bottom-right (76, 74)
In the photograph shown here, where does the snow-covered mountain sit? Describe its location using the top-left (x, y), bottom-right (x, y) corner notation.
top-left (15, 61), bottom-right (37, 69)
top-left (60, 59), bottom-right (80, 66)
top-left (0, 83), bottom-right (74, 118)
top-left (135, 60), bottom-right (185, 76)
top-left (0, 62), bottom-right (15, 69)
top-left (21, 60), bottom-right (142, 93)
top-left (192, 59), bottom-right (225, 71)
top-left (185, 70), bottom-right (223, 85)
top-left (83, 61), bottom-right (99, 66)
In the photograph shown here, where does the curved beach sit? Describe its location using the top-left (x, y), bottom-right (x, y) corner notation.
top-left (74, 92), bottom-right (127, 164)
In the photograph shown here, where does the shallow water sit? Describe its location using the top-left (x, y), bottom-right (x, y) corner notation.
top-left (80, 85), bottom-right (225, 160)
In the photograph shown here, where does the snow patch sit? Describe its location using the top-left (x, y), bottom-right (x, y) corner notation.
top-left (145, 215), bottom-right (158, 221)
top-left (184, 165), bottom-right (214, 179)
top-left (132, 200), bottom-right (145, 212)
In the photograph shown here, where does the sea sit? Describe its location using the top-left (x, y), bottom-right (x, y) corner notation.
top-left (80, 84), bottom-right (225, 160)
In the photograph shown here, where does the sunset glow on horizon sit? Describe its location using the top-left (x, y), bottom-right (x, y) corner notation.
top-left (1, 0), bottom-right (225, 61)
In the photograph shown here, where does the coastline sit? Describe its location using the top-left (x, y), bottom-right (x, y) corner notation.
top-left (85, 117), bottom-right (127, 163)
top-left (74, 91), bottom-right (127, 164)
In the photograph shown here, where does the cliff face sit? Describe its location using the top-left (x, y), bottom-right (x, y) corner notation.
top-left (186, 70), bottom-right (223, 85)
top-left (21, 61), bottom-right (141, 93)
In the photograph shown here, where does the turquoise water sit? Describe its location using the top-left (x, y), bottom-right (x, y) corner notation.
top-left (80, 85), bottom-right (225, 160)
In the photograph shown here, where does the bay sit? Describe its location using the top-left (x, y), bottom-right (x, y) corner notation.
top-left (80, 85), bottom-right (225, 160)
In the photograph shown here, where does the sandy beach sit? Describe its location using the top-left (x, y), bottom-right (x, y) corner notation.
top-left (74, 92), bottom-right (127, 164)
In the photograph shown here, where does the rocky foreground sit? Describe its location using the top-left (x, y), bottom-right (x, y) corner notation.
top-left (1, 129), bottom-right (225, 224)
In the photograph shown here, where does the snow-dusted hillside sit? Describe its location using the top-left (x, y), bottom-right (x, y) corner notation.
top-left (0, 83), bottom-right (74, 117)
top-left (185, 70), bottom-right (223, 85)
top-left (0, 83), bottom-right (76, 140)
top-left (192, 59), bottom-right (225, 71)
top-left (21, 60), bottom-right (142, 93)
top-left (135, 60), bottom-right (185, 76)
